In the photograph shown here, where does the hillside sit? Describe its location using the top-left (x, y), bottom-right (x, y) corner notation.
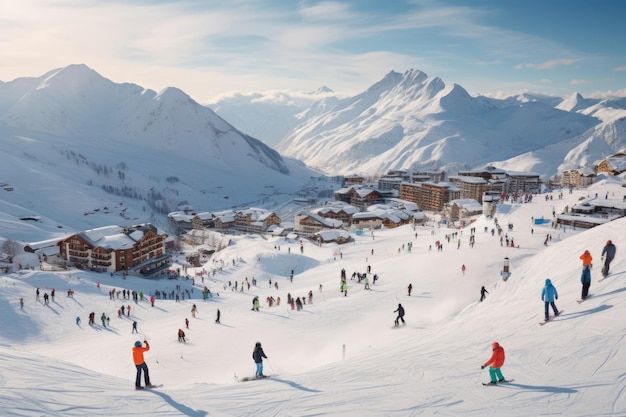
top-left (0, 64), bottom-right (325, 237)
top-left (1, 179), bottom-right (625, 416)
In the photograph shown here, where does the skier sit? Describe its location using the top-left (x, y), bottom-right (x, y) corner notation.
top-left (541, 278), bottom-right (559, 321)
top-left (579, 250), bottom-right (593, 300)
top-left (191, 304), bottom-right (197, 318)
top-left (481, 342), bottom-right (506, 385)
top-left (19, 297), bottom-right (24, 309)
top-left (252, 297), bottom-right (260, 311)
top-left (185, 318), bottom-right (189, 329)
top-left (132, 340), bottom-right (154, 390)
top-left (480, 286), bottom-right (489, 302)
top-left (178, 329), bottom-right (186, 343)
top-left (252, 342), bottom-right (268, 378)
top-left (132, 321), bottom-right (138, 333)
top-left (601, 240), bottom-right (617, 277)
top-left (215, 309), bottom-right (221, 324)
top-left (75, 316), bottom-right (81, 326)
top-left (407, 283), bottom-right (412, 296)
top-left (393, 303), bottom-right (405, 326)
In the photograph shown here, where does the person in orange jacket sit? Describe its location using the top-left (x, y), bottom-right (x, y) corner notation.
top-left (132, 340), bottom-right (154, 389)
top-left (481, 342), bottom-right (506, 384)
top-left (579, 250), bottom-right (593, 300)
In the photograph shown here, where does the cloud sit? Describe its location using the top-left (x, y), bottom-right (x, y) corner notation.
top-left (515, 59), bottom-right (577, 70)
top-left (298, 1), bottom-right (357, 21)
top-left (614, 66), bottom-right (626, 72)
top-left (570, 79), bottom-right (590, 86)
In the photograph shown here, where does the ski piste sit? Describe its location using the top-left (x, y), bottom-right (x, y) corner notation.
top-left (482, 379), bottom-right (514, 386)
top-left (539, 310), bottom-right (564, 325)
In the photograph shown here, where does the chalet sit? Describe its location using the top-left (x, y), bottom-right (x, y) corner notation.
top-left (333, 186), bottom-right (389, 210)
top-left (313, 229), bottom-right (351, 245)
top-left (445, 199), bottom-right (483, 222)
top-left (57, 224), bottom-right (170, 276)
top-left (351, 205), bottom-right (414, 230)
top-left (311, 202), bottom-right (360, 226)
top-left (595, 152), bottom-right (626, 176)
top-left (294, 212), bottom-right (343, 236)
top-left (342, 175), bottom-right (365, 187)
top-left (234, 208), bottom-right (281, 233)
top-left (213, 210), bottom-right (236, 230)
top-left (556, 197), bottom-right (626, 229)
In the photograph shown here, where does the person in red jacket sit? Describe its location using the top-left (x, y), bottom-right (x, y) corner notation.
top-left (132, 340), bottom-right (154, 389)
top-left (481, 342), bottom-right (506, 384)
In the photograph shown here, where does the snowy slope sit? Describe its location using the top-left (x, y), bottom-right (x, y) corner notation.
top-left (1, 179), bottom-right (626, 416)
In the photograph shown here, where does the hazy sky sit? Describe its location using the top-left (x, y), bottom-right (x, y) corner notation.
top-left (2, 0), bottom-right (625, 103)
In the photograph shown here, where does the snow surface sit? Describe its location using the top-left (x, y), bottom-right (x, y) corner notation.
top-left (2, 180), bottom-right (626, 416)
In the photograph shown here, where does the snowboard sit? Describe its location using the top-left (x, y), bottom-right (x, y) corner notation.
top-left (239, 375), bottom-right (270, 382)
top-left (482, 379), bottom-right (514, 386)
top-left (539, 310), bottom-right (564, 325)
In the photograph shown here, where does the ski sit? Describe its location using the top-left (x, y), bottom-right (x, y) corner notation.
top-left (135, 384), bottom-right (162, 390)
top-left (239, 375), bottom-right (270, 382)
top-left (539, 311), bottom-right (564, 325)
top-left (482, 379), bottom-right (514, 386)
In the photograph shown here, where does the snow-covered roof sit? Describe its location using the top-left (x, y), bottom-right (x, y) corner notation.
top-left (314, 229), bottom-right (350, 242)
top-left (450, 199), bottom-right (483, 212)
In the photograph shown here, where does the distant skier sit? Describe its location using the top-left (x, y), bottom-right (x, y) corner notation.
top-left (215, 309), bottom-right (221, 324)
top-left (178, 329), bottom-right (186, 343)
top-left (393, 303), bottom-right (405, 326)
top-left (541, 278), bottom-right (559, 321)
top-left (252, 297), bottom-right (260, 311)
top-left (75, 316), bottom-right (81, 326)
top-left (132, 320), bottom-right (138, 333)
top-left (132, 340), bottom-right (154, 390)
top-left (407, 283), bottom-right (412, 296)
top-left (252, 342), bottom-right (268, 378)
top-left (481, 342), bottom-right (506, 384)
top-left (601, 240), bottom-right (616, 277)
top-left (579, 250), bottom-right (593, 300)
top-left (480, 286), bottom-right (488, 302)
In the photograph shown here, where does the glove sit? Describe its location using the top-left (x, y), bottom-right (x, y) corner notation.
top-left (481, 365), bottom-right (485, 369)
top-left (556, 296), bottom-right (558, 300)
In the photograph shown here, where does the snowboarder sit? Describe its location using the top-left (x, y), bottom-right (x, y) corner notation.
top-left (541, 278), bottom-right (559, 321)
top-left (481, 342), bottom-right (506, 384)
top-left (132, 340), bottom-right (154, 390)
top-left (394, 303), bottom-right (405, 326)
top-left (601, 240), bottom-right (616, 276)
top-left (480, 286), bottom-right (488, 302)
top-left (252, 341), bottom-right (268, 378)
top-left (579, 250), bottom-right (592, 300)
top-left (407, 283), bottom-right (412, 296)
top-left (178, 329), bottom-right (186, 343)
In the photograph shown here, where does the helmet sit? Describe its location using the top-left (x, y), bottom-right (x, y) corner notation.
top-left (255, 342), bottom-right (262, 347)
top-left (545, 278), bottom-right (551, 285)
top-left (584, 250), bottom-right (590, 254)
top-left (607, 240), bottom-right (612, 245)
top-left (134, 341), bottom-right (142, 347)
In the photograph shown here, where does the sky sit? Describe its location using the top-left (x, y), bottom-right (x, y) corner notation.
top-left (1, 177), bottom-right (626, 416)
top-left (1, 0), bottom-right (625, 103)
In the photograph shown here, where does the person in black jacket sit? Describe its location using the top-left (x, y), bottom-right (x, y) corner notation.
top-left (253, 342), bottom-right (268, 378)
top-left (394, 304), bottom-right (405, 326)
top-left (601, 240), bottom-right (617, 276)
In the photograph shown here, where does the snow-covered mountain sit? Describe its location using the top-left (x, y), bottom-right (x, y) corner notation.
top-left (208, 87), bottom-right (337, 147)
top-left (0, 64), bottom-right (323, 236)
top-left (213, 69), bottom-right (624, 178)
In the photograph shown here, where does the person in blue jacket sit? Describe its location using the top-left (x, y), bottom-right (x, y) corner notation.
top-left (541, 278), bottom-right (559, 321)
top-left (252, 342), bottom-right (268, 378)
